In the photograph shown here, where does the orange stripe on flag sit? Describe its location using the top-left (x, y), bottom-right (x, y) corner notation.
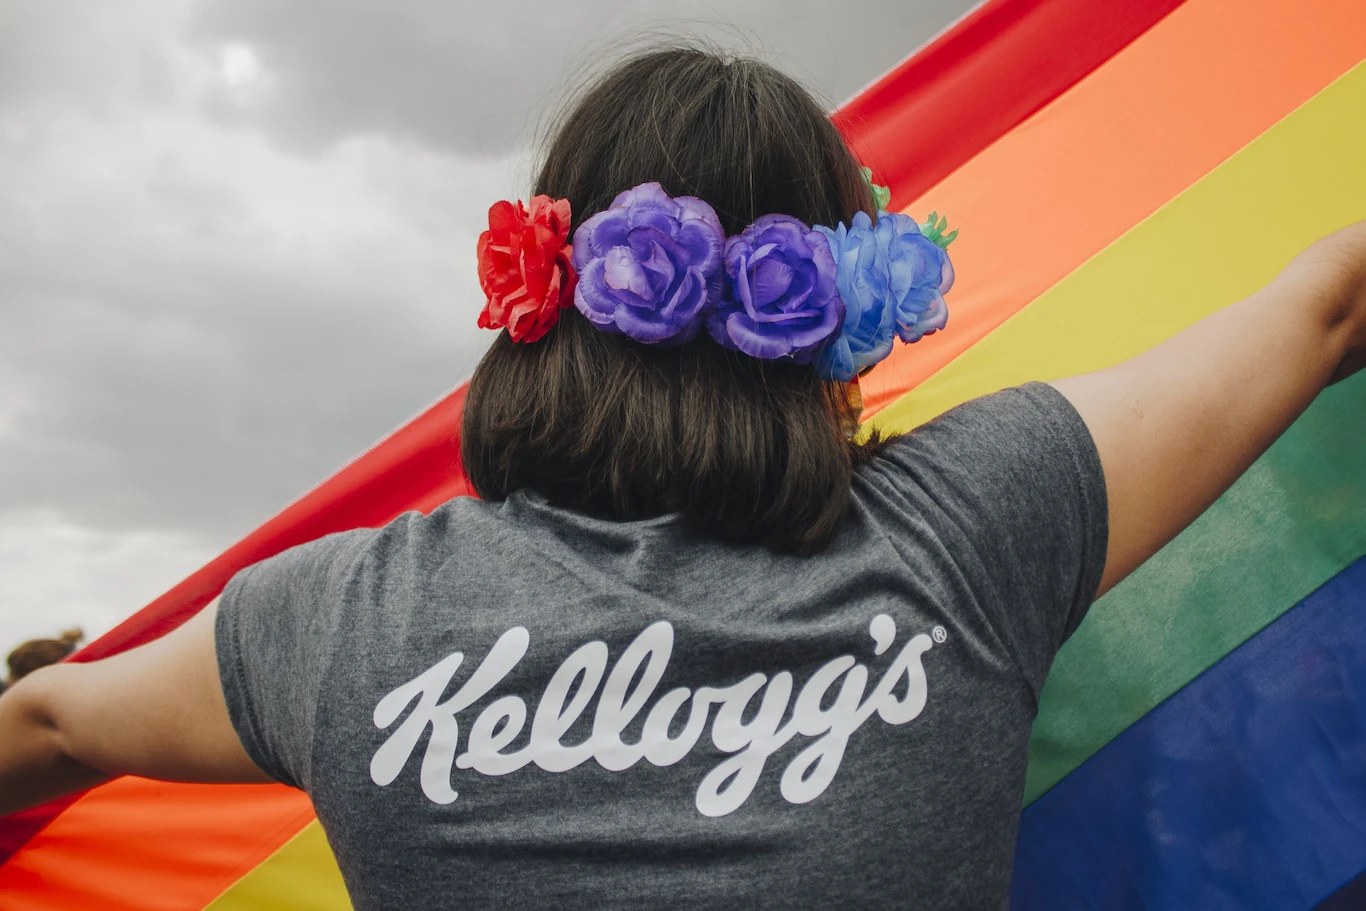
top-left (0, 778), bottom-right (313, 911)
top-left (861, 0), bottom-right (1366, 416)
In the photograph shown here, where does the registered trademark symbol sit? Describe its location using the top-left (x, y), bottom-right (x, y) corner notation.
top-left (932, 626), bottom-right (948, 643)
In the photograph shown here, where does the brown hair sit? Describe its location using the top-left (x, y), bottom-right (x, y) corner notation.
top-left (7, 628), bottom-right (83, 682)
top-left (461, 44), bottom-right (892, 555)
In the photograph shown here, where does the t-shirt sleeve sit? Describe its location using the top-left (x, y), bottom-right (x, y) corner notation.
top-left (871, 382), bottom-right (1109, 696)
top-left (215, 528), bottom-right (375, 790)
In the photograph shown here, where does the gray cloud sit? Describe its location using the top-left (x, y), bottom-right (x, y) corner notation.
top-left (0, 113), bottom-right (514, 538)
top-left (188, 0), bottom-right (973, 156)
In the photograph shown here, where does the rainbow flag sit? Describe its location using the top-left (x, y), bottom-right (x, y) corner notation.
top-left (3, 0), bottom-right (1364, 907)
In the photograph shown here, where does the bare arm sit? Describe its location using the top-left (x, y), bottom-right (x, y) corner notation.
top-left (0, 598), bottom-right (272, 817)
top-left (1052, 222), bottom-right (1366, 600)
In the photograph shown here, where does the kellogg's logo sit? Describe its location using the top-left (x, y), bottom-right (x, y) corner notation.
top-left (370, 614), bottom-right (940, 818)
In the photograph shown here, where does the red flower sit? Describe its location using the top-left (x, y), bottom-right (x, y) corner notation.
top-left (476, 195), bottom-right (577, 343)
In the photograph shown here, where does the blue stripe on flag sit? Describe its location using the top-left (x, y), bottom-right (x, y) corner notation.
top-left (1011, 554), bottom-right (1366, 910)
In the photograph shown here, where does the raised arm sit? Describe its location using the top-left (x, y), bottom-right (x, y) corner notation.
top-left (0, 599), bottom-right (272, 817)
top-left (1052, 222), bottom-right (1366, 600)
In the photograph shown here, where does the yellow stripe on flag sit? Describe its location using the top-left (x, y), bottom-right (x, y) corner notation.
top-left (205, 822), bottom-right (350, 911)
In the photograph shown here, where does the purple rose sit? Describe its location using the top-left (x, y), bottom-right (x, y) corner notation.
top-left (571, 182), bottom-right (725, 344)
top-left (706, 215), bottom-right (844, 362)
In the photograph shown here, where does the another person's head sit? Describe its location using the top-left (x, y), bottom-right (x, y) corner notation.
top-left (6, 628), bottom-right (83, 685)
top-left (462, 44), bottom-right (886, 556)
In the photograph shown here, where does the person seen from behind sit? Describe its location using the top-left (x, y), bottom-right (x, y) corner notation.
top-left (1, 45), bottom-right (1364, 910)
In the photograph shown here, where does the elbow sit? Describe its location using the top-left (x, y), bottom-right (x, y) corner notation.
top-left (1323, 280), bottom-right (1366, 385)
top-left (4, 664), bottom-right (98, 772)
top-left (3, 666), bottom-right (67, 752)
top-left (0, 666), bottom-right (112, 816)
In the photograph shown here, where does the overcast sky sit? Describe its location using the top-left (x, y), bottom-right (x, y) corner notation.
top-left (0, 0), bottom-right (981, 659)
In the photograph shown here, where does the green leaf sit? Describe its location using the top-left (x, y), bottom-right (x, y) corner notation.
top-left (860, 166), bottom-right (892, 212)
top-left (919, 212), bottom-right (959, 249)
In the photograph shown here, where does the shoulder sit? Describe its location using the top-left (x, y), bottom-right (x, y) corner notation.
top-left (864, 383), bottom-right (1102, 495)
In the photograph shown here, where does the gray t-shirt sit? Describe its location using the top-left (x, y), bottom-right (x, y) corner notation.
top-left (217, 382), bottom-right (1108, 910)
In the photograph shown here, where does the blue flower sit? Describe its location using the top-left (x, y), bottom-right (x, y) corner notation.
top-left (885, 212), bottom-right (953, 343)
top-left (815, 213), bottom-right (893, 382)
top-left (815, 210), bottom-right (954, 382)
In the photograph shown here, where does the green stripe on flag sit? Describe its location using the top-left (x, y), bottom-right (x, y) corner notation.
top-left (1026, 359), bottom-right (1366, 805)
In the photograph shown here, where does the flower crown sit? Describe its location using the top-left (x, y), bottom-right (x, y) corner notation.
top-left (476, 174), bottom-right (956, 383)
